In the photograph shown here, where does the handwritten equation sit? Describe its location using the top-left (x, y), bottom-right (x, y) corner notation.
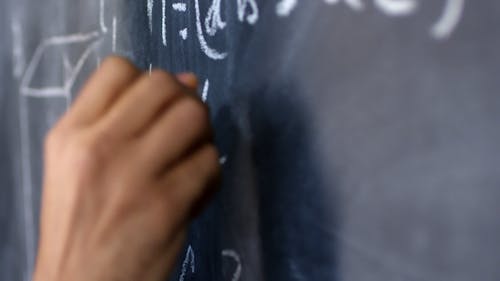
top-left (147, 0), bottom-right (466, 60)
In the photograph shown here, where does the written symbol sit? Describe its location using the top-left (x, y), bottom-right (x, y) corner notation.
top-left (222, 249), bottom-right (242, 281)
top-left (237, 0), bottom-right (259, 25)
top-left (178, 245), bottom-right (195, 281)
top-left (172, 2), bottom-right (189, 42)
top-left (278, 0), bottom-right (464, 40)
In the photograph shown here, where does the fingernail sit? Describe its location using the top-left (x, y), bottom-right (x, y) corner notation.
top-left (176, 72), bottom-right (198, 89)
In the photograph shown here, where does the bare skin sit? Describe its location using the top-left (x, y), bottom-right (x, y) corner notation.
top-left (33, 56), bottom-right (220, 281)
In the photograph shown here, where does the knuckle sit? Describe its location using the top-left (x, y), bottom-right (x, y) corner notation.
top-left (69, 132), bottom-right (110, 170)
top-left (147, 70), bottom-right (183, 97)
top-left (102, 56), bottom-right (138, 74)
top-left (180, 97), bottom-right (209, 125)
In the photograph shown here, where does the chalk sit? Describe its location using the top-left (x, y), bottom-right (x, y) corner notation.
top-left (276, 0), bottom-right (298, 17)
top-left (179, 28), bottom-right (188, 40)
top-left (205, 0), bottom-right (227, 36)
top-left (147, 0), bottom-right (154, 34)
top-left (221, 249), bottom-right (242, 281)
top-left (431, 0), bottom-right (464, 40)
top-left (194, 0), bottom-right (227, 60)
top-left (201, 79), bottom-right (209, 102)
top-left (237, 0), bottom-right (259, 24)
top-left (374, 0), bottom-right (417, 16)
top-left (172, 2), bottom-right (187, 12)
top-left (99, 0), bottom-right (108, 33)
top-left (162, 0), bottom-right (167, 46)
top-left (112, 16), bottom-right (117, 52)
top-left (178, 245), bottom-right (195, 281)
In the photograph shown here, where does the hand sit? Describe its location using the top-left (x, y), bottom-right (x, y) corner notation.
top-left (33, 57), bottom-right (220, 281)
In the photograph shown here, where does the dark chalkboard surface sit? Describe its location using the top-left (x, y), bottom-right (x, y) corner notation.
top-left (1, 0), bottom-right (500, 280)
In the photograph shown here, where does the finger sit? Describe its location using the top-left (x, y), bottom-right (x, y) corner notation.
top-left (138, 96), bottom-right (212, 171)
top-left (159, 144), bottom-right (220, 222)
top-left (143, 229), bottom-right (186, 281)
top-left (97, 70), bottom-right (192, 138)
top-left (176, 73), bottom-right (198, 90)
top-left (67, 56), bottom-right (141, 126)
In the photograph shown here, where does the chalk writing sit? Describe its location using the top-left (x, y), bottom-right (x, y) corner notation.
top-left (112, 16), bottom-right (117, 52)
top-left (11, 19), bottom-right (26, 78)
top-left (195, 0), bottom-right (227, 60)
top-left (173, 2), bottom-right (189, 42)
top-left (179, 28), bottom-right (188, 40)
top-left (201, 79), bottom-right (209, 102)
top-left (100, 0), bottom-right (108, 33)
top-left (374, 0), bottom-right (417, 16)
top-left (219, 156), bottom-right (228, 165)
top-left (276, 0), bottom-right (298, 17)
top-left (237, 0), bottom-right (259, 24)
top-left (143, 0), bottom-right (465, 61)
top-left (179, 245), bottom-right (195, 281)
top-left (20, 32), bottom-right (101, 98)
top-left (162, 0), bottom-right (167, 46)
top-left (205, 0), bottom-right (226, 36)
top-left (172, 2), bottom-right (187, 12)
top-left (222, 249), bottom-right (242, 281)
top-left (431, 0), bottom-right (465, 40)
top-left (147, 0), bottom-right (154, 34)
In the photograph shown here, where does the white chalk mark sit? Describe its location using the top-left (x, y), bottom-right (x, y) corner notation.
top-left (374, 0), bottom-right (418, 16)
top-left (219, 156), bottom-right (227, 165)
top-left (20, 32), bottom-right (101, 98)
top-left (18, 93), bottom-right (35, 281)
top-left (222, 249), bottom-right (242, 281)
top-left (205, 0), bottom-right (227, 36)
top-left (112, 16), bottom-right (117, 52)
top-left (178, 245), bottom-right (195, 281)
top-left (172, 2), bottom-right (187, 12)
top-left (324, 0), bottom-right (365, 12)
top-left (179, 28), bottom-right (188, 40)
top-left (194, 0), bottom-right (227, 60)
top-left (431, 0), bottom-right (465, 40)
top-left (276, 0), bottom-right (298, 17)
top-left (149, 63), bottom-right (152, 75)
top-left (11, 20), bottom-right (26, 78)
top-left (99, 0), bottom-right (108, 33)
top-left (62, 51), bottom-right (73, 81)
top-left (162, 0), bottom-right (167, 46)
top-left (147, 0), bottom-right (154, 34)
top-left (201, 79), bottom-right (209, 102)
top-left (237, 0), bottom-right (259, 24)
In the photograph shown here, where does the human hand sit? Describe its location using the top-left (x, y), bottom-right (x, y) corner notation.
top-left (33, 57), bottom-right (220, 281)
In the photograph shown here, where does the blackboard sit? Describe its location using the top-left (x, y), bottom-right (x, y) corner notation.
top-left (1, 0), bottom-right (500, 281)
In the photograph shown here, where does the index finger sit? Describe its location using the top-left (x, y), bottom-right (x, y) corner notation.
top-left (65, 56), bottom-right (141, 127)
